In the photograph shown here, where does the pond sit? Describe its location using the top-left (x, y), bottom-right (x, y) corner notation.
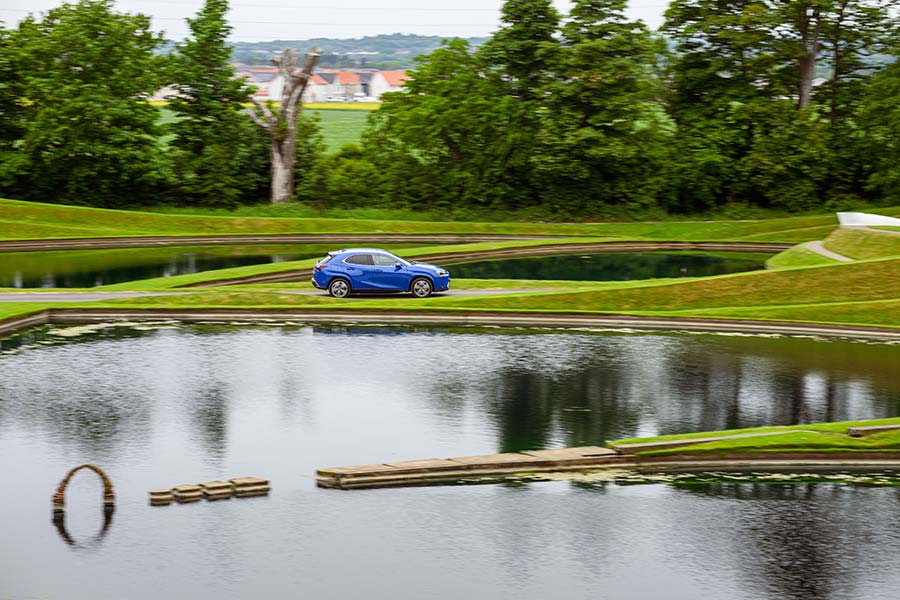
top-left (0, 244), bottom-right (410, 289)
top-left (2, 325), bottom-right (900, 599)
top-left (447, 251), bottom-right (768, 281)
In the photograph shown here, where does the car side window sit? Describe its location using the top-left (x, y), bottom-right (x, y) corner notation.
top-left (372, 254), bottom-right (398, 266)
top-left (345, 254), bottom-right (374, 266)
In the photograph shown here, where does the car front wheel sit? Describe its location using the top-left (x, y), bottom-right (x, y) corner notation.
top-left (411, 277), bottom-right (433, 298)
top-left (328, 278), bottom-right (351, 298)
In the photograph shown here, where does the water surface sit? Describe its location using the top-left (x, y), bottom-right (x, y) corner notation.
top-left (448, 251), bottom-right (767, 281)
top-left (1, 325), bottom-right (899, 600)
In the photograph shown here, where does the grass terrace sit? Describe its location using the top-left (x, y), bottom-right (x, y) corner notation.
top-left (611, 418), bottom-right (900, 456)
top-left (6, 198), bottom-right (900, 242)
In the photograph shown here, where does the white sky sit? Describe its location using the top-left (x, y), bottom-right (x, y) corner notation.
top-left (0, 0), bottom-right (669, 42)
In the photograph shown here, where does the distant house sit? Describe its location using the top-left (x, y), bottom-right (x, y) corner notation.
top-left (235, 65), bottom-right (283, 100)
top-left (230, 64), bottom-right (411, 103)
top-left (369, 71), bottom-right (411, 99)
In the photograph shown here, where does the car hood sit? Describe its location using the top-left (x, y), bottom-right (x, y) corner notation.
top-left (409, 262), bottom-right (447, 273)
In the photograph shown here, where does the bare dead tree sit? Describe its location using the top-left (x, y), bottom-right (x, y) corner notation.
top-left (247, 48), bottom-right (321, 204)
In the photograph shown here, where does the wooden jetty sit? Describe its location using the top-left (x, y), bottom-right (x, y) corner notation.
top-left (317, 447), bottom-right (627, 489)
top-left (317, 427), bottom-right (900, 490)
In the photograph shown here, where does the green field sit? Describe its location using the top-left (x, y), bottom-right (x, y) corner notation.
top-left (155, 106), bottom-right (372, 154)
top-left (308, 108), bottom-right (372, 152)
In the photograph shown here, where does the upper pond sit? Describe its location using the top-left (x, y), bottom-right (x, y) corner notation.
top-left (447, 251), bottom-right (768, 281)
top-left (0, 247), bottom-right (768, 288)
top-left (1, 325), bottom-right (900, 599)
top-left (0, 244), bottom-right (413, 288)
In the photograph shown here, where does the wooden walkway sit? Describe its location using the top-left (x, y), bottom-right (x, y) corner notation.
top-left (317, 447), bottom-right (622, 489)
top-left (317, 424), bottom-right (900, 490)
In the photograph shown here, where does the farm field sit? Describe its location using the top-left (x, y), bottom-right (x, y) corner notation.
top-left (155, 105), bottom-right (373, 154)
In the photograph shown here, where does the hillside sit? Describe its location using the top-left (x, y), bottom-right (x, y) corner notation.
top-left (227, 33), bottom-right (488, 70)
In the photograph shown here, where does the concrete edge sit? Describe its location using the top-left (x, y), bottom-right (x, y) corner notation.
top-left (1, 308), bottom-right (900, 344)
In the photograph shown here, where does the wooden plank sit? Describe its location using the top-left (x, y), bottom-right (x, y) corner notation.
top-left (449, 453), bottom-right (541, 465)
top-left (521, 447), bottom-right (616, 459)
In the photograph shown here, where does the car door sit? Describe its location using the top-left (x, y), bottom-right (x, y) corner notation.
top-left (369, 253), bottom-right (411, 290)
top-left (342, 254), bottom-right (376, 289)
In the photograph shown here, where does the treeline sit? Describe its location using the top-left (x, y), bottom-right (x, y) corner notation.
top-left (335, 0), bottom-right (900, 217)
top-left (3, 0), bottom-right (900, 217)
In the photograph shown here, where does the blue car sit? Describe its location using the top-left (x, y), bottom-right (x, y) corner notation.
top-left (312, 248), bottom-right (450, 298)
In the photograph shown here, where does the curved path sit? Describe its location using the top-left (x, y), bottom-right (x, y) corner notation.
top-left (803, 240), bottom-right (853, 262)
top-left (183, 241), bottom-right (791, 288)
top-left (2, 308), bottom-right (898, 342)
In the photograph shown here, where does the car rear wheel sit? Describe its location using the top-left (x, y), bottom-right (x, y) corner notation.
top-left (328, 278), bottom-right (351, 298)
top-left (411, 277), bottom-right (433, 298)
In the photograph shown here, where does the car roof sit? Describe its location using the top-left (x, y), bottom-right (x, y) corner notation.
top-left (334, 248), bottom-right (394, 255)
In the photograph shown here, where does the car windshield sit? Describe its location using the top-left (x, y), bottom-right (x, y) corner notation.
top-left (373, 253), bottom-right (407, 266)
top-left (375, 252), bottom-right (410, 267)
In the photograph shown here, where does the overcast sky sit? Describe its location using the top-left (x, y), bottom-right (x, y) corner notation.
top-left (0, 0), bottom-right (670, 41)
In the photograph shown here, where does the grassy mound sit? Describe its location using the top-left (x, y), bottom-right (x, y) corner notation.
top-left (822, 227), bottom-right (900, 260)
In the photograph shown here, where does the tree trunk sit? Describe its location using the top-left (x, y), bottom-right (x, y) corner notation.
top-left (247, 48), bottom-right (321, 204)
top-left (798, 4), bottom-right (821, 109)
top-left (270, 141), bottom-right (293, 204)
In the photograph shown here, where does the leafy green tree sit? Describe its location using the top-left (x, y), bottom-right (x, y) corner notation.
top-left (0, 24), bottom-right (27, 192)
top-left (4, 0), bottom-right (169, 207)
top-left (366, 39), bottom-right (536, 211)
top-left (859, 57), bottom-right (900, 204)
top-left (533, 0), bottom-right (675, 213)
top-left (167, 0), bottom-right (267, 206)
top-left (480, 0), bottom-right (560, 99)
top-left (663, 0), bottom-right (780, 211)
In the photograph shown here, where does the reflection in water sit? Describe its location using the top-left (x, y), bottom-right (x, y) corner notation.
top-left (1, 325), bottom-right (900, 599)
top-left (52, 507), bottom-right (115, 550)
top-left (449, 251), bottom-right (767, 281)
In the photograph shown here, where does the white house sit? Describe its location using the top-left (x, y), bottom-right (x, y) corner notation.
top-left (369, 71), bottom-right (411, 99)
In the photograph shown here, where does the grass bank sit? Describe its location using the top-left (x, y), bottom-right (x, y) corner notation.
top-left (7, 198), bottom-right (900, 242)
top-left (611, 418), bottom-right (900, 456)
top-left (823, 227), bottom-right (900, 260)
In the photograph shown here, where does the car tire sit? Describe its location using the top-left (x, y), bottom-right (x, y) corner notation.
top-left (411, 277), bottom-right (433, 298)
top-left (328, 278), bottom-right (351, 298)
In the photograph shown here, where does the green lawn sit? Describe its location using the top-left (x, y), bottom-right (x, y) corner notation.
top-left (7, 197), bottom-right (900, 242)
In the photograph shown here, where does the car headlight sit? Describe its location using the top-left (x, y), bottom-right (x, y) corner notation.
top-left (435, 270), bottom-right (448, 276)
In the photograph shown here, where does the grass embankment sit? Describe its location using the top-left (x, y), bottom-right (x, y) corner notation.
top-left (611, 418), bottom-right (900, 456)
top-left (766, 244), bottom-right (839, 268)
top-left (7, 198), bottom-right (899, 242)
top-left (822, 227), bottom-right (900, 260)
top-left (59, 254), bottom-right (897, 330)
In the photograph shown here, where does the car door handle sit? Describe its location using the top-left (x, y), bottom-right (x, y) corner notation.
top-left (374, 268), bottom-right (383, 272)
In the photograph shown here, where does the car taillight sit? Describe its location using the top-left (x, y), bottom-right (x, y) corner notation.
top-left (315, 264), bottom-right (327, 270)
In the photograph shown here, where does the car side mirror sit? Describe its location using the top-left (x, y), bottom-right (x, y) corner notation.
top-left (395, 262), bottom-right (404, 269)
